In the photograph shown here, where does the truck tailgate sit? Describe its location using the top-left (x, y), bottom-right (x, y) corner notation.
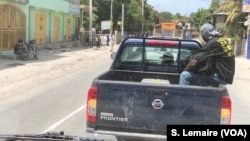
top-left (95, 80), bottom-right (225, 134)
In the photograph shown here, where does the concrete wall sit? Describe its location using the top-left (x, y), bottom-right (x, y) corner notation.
top-left (214, 15), bottom-right (227, 30)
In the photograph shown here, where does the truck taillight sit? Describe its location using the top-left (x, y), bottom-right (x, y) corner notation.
top-left (220, 96), bottom-right (232, 124)
top-left (87, 87), bottom-right (97, 123)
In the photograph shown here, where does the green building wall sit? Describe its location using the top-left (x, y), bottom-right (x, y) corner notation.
top-left (29, 0), bottom-right (69, 13)
top-left (29, 8), bottom-right (68, 43)
top-left (0, 0), bottom-right (79, 48)
top-left (28, 0), bottom-right (79, 43)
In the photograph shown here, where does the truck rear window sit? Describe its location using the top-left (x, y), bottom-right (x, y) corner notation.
top-left (116, 38), bottom-right (201, 73)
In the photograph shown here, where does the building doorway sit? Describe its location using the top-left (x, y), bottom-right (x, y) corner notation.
top-left (0, 4), bottom-right (26, 51)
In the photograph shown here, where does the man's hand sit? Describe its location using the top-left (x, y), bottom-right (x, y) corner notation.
top-left (184, 59), bottom-right (198, 71)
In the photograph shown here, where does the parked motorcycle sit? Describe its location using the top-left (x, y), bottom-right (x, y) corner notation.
top-left (14, 39), bottom-right (38, 61)
top-left (27, 39), bottom-right (38, 59)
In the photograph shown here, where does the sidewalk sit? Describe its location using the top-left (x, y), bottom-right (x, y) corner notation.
top-left (234, 55), bottom-right (250, 80)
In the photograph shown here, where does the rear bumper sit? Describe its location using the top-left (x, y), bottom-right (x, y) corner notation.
top-left (86, 128), bottom-right (166, 141)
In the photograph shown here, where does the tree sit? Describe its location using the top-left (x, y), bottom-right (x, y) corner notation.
top-left (216, 0), bottom-right (242, 25)
top-left (209, 0), bottom-right (222, 13)
top-left (216, 0), bottom-right (247, 39)
top-left (90, 0), bottom-right (159, 34)
top-left (190, 8), bottom-right (211, 30)
top-left (143, 3), bottom-right (159, 34)
top-left (159, 12), bottom-right (173, 21)
top-left (80, 0), bottom-right (165, 34)
top-left (189, 0), bottom-right (223, 30)
top-left (80, 0), bottom-right (98, 32)
top-left (174, 13), bottom-right (181, 20)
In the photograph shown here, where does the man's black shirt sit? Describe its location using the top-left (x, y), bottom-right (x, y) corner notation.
top-left (190, 36), bottom-right (235, 84)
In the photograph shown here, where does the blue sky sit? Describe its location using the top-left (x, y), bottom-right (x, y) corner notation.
top-left (147, 0), bottom-right (212, 16)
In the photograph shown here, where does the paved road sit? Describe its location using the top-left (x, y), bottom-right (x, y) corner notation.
top-left (0, 44), bottom-right (115, 135)
top-left (0, 43), bottom-right (249, 136)
top-left (0, 53), bottom-right (112, 135)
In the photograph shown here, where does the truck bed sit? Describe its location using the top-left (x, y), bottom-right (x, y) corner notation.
top-left (98, 70), bottom-right (180, 84)
top-left (90, 70), bottom-right (227, 135)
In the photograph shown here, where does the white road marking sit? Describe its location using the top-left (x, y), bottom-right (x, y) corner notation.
top-left (42, 104), bottom-right (86, 133)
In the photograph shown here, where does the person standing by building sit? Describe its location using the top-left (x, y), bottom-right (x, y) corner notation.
top-left (106, 34), bottom-right (110, 46)
top-left (85, 33), bottom-right (89, 47)
top-left (95, 34), bottom-right (101, 48)
top-left (109, 33), bottom-right (115, 52)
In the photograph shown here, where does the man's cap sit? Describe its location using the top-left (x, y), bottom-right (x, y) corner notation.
top-left (200, 23), bottom-right (220, 41)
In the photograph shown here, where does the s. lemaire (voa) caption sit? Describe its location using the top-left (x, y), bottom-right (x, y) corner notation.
top-left (166, 125), bottom-right (250, 140)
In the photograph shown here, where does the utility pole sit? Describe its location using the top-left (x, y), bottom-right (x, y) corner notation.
top-left (122, 4), bottom-right (124, 40)
top-left (110, 0), bottom-right (113, 34)
top-left (142, 0), bottom-right (144, 37)
top-left (89, 0), bottom-right (93, 48)
top-left (80, 6), bottom-right (84, 44)
top-left (110, 0), bottom-right (114, 52)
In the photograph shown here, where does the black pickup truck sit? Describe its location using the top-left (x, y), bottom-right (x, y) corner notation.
top-left (85, 37), bottom-right (232, 141)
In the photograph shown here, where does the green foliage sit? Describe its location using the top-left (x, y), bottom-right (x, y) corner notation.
top-left (80, 0), bottom-right (159, 33)
top-left (174, 13), bottom-right (181, 20)
top-left (80, 0), bottom-right (246, 39)
top-left (209, 0), bottom-right (221, 13)
top-left (216, 0), bottom-right (247, 39)
top-left (159, 12), bottom-right (173, 20)
top-left (190, 8), bottom-right (212, 30)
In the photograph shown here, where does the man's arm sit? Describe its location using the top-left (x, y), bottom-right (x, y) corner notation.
top-left (184, 59), bottom-right (199, 71)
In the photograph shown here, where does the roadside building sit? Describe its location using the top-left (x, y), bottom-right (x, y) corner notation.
top-left (0, 0), bottom-right (80, 52)
top-left (243, 1), bottom-right (250, 59)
